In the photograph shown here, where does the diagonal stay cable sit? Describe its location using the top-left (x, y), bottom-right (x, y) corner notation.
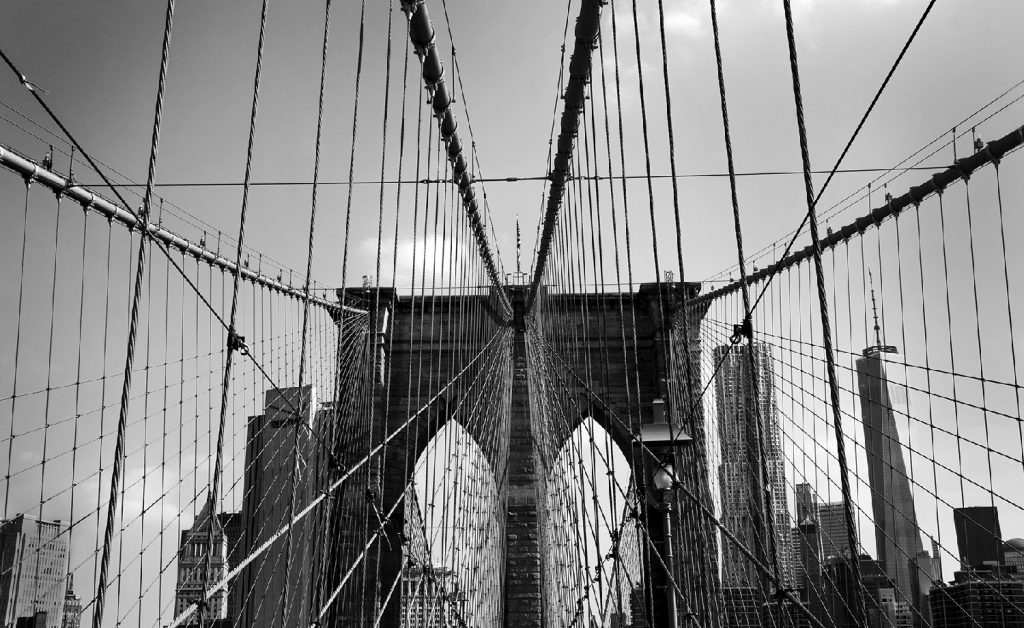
top-left (530, 327), bottom-right (825, 628)
top-left (744, 0), bottom-right (938, 316)
top-left (166, 327), bottom-right (508, 627)
top-left (0, 44), bottom-right (374, 488)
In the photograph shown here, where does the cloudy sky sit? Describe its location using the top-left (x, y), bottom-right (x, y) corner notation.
top-left (1, 0), bottom-right (1022, 289)
top-left (1, 1), bottom-right (1023, 624)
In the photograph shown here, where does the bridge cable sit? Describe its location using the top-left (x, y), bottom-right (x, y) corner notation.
top-left (745, 0), bottom-right (938, 318)
top-left (778, 0), bottom-right (868, 625)
top-left (91, 2), bottom-right (175, 627)
top-left (706, 0), bottom-right (797, 620)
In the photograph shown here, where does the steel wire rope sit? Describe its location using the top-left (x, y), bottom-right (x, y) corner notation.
top-left (777, 1), bottom-right (870, 624)
top-left (708, 0), bottom-right (938, 316)
top-left (366, 4), bottom-right (399, 611)
top-left (695, 319), bottom-right (898, 627)
top-left (533, 332), bottom-right (702, 626)
top-left (365, 14), bottom-right (417, 626)
top-left (3, 173), bottom-right (32, 533)
top-left (705, 1), bottom-right (789, 616)
top-left (588, 72), bottom-right (634, 613)
top-left (990, 162), bottom-right (1024, 485)
top-left (0, 84), bottom-right (370, 502)
top-left (312, 332), bottom-right (510, 623)
top-left (398, 109), bottom-right (438, 623)
top-left (90, 2), bottom-right (174, 625)
top-left (708, 80), bottom-right (1024, 284)
top-left (565, 503), bottom-right (645, 627)
top-left (580, 100), bottom-right (613, 621)
top-left (606, 0), bottom-right (659, 615)
top-left (413, 134), bottom-right (446, 623)
top-left (527, 321), bottom-right (695, 619)
top-left (164, 326), bottom-right (505, 627)
top-left (532, 325), bottom-right (827, 627)
top-left (746, 345), bottom-right (1024, 624)
top-left (0, 104), bottom-right (305, 286)
top-left (437, 0), bottom-right (506, 280)
top-left (180, 0), bottom-right (275, 624)
top-left (699, 313), bottom-right (1024, 484)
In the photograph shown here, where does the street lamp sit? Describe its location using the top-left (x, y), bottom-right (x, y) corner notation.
top-left (639, 402), bottom-right (692, 628)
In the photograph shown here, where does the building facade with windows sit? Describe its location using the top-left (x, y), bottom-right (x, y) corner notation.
top-left (0, 515), bottom-right (68, 628)
top-left (714, 342), bottom-right (793, 595)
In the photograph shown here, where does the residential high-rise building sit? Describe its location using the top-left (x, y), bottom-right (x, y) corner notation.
top-left (60, 576), bottom-right (80, 628)
top-left (240, 386), bottom-right (316, 627)
top-left (818, 502), bottom-right (852, 561)
top-left (856, 291), bottom-right (924, 616)
top-left (714, 342), bottom-right (793, 592)
top-left (0, 515), bottom-right (68, 628)
top-left (953, 506), bottom-right (1003, 570)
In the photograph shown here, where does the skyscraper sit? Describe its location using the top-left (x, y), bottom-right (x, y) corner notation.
top-left (793, 519), bottom-right (825, 622)
top-left (856, 287), bottom-right (925, 620)
top-left (60, 576), bottom-right (80, 628)
top-left (791, 483), bottom-right (821, 600)
top-left (818, 502), bottom-right (852, 561)
top-left (794, 483), bottom-right (818, 525)
top-left (714, 342), bottom-right (793, 592)
top-left (0, 515), bottom-right (68, 628)
top-left (177, 499), bottom-right (244, 622)
top-left (953, 506), bottom-right (1002, 570)
top-left (241, 386), bottom-right (316, 627)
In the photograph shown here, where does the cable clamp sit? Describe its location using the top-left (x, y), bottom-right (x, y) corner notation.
top-left (227, 326), bottom-right (249, 356)
top-left (61, 170), bottom-right (77, 198)
top-left (952, 158), bottom-right (972, 182)
top-left (730, 316), bottom-right (752, 344)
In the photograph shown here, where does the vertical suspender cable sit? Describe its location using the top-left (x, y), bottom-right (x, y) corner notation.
top-left (282, 0), bottom-right (337, 623)
top-left (199, 0), bottom-right (272, 624)
top-left (778, 1), bottom-right (866, 625)
top-left (93, 2), bottom-right (175, 627)
top-left (706, 0), bottom-right (786, 620)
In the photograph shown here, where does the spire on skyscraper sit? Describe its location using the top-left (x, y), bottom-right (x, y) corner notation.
top-left (869, 269), bottom-right (882, 347)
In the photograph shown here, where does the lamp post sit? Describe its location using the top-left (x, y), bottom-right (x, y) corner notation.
top-left (651, 463), bottom-right (679, 628)
top-left (640, 404), bottom-right (692, 628)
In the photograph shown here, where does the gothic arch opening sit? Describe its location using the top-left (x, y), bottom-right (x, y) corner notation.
top-left (405, 419), bottom-right (502, 626)
top-left (542, 417), bottom-right (643, 627)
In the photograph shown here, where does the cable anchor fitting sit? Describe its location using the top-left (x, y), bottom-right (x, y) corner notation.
top-left (226, 326), bottom-right (249, 356)
top-left (730, 316), bottom-right (753, 345)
